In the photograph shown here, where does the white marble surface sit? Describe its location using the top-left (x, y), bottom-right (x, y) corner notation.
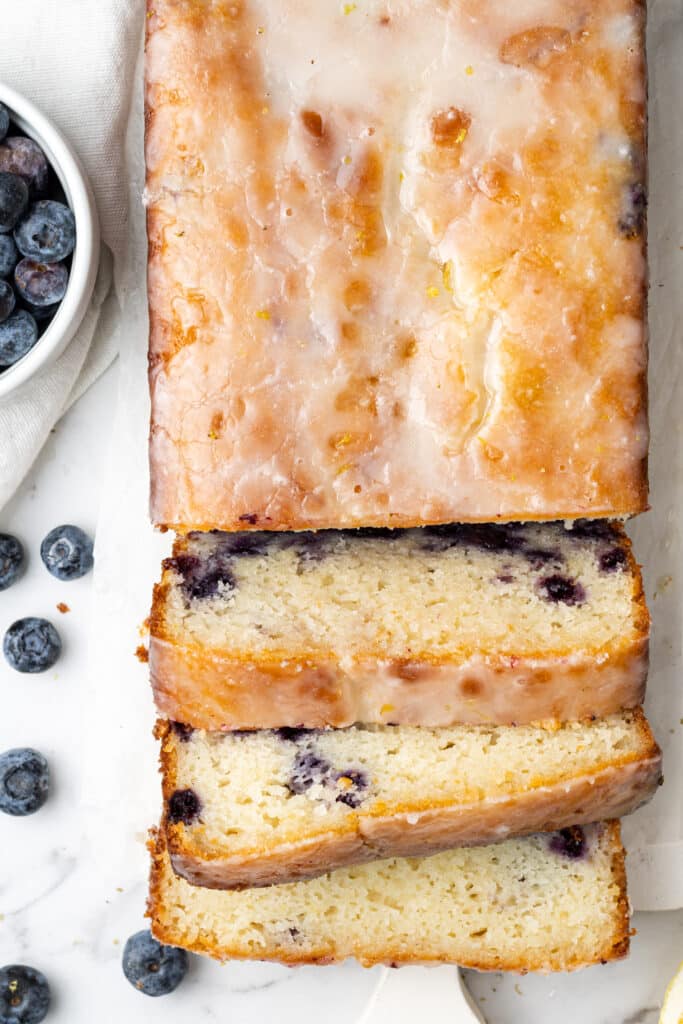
top-left (0, 363), bottom-right (681, 1022)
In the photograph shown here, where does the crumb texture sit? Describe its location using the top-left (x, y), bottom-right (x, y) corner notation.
top-left (160, 712), bottom-right (659, 886)
top-left (158, 523), bottom-right (642, 659)
top-left (149, 822), bottom-right (629, 970)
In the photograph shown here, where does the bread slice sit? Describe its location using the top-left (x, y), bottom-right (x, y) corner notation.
top-left (148, 821), bottom-right (630, 971)
top-left (158, 710), bottom-right (660, 889)
top-left (150, 521), bottom-right (648, 730)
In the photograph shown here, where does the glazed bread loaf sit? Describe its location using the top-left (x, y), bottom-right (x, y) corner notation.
top-left (149, 822), bottom-right (630, 971)
top-left (150, 521), bottom-right (649, 730)
top-left (158, 711), bottom-right (660, 889)
top-left (146, 0), bottom-right (647, 532)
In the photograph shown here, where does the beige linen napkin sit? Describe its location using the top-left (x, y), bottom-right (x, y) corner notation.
top-left (0, 0), bottom-right (145, 507)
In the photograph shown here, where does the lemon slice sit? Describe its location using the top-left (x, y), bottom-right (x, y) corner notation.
top-left (660, 961), bottom-right (683, 1024)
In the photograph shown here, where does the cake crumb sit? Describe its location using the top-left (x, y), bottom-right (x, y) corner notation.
top-left (135, 644), bottom-right (149, 664)
top-left (56, 602), bottom-right (70, 614)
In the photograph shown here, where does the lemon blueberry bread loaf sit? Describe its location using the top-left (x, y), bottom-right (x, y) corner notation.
top-left (149, 821), bottom-right (630, 971)
top-left (158, 711), bottom-right (660, 889)
top-left (150, 521), bottom-right (649, 730)
top-left (146, 0), bottom-right (647, 532)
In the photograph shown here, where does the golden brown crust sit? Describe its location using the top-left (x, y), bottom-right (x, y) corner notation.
top-left (156, 714), bottom-right (661, 889)
top-left (149, 526), bottom-right (650, 729)
top-left (150, 637), bottom-right (649, 730)
top-left (146, 0), bottom-right (648, 531)
top-left (147, 824), bottom-right (631, 970)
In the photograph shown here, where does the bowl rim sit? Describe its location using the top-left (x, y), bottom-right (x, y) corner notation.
top-left (0, 82), bottom-right (100, 399)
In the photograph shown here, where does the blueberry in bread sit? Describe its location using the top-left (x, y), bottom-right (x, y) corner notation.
top-left (148, 821), bottom-right (630, 971)
top-left (150, 522), bottom-right (649, 730)
top-left (157, 711), bottom-right (660, 889)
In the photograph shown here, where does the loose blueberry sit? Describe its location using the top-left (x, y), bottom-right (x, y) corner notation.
top-left (40, 524), bottom-right (94, 581)
top-left (0, 749), bottom-right (49, 817)
top-left (0, 173), bottom-right (28, 233)
top-left (618, 181), bottom-right (646, 239)
top-left (0, 310), bottom-right (38, 367)
top-left (14, 200), bottom-right (75, 262)
top-left (0, 533), bottom-right (24, 591)
top-left (0, 138), bottom-right (49, 195)
top-left (0, 234), bottom-right (17, 278)
top-left (3, 618), bottom-right (61, 673)
top-left (599, 547), bottom-right (627, 572)
top-left (549, 825), bottom-right (587, 860)
top-left (0, 105), bottom-right (9, 142)
top-left (538, 574), bottom-right (586, 606)
top-left (14, 259), bottom-right (68, 309)
top-left (122, 930), bottom-right (188, 997)
top-left (0, 964), bottom-right (50, 1023)
top-left (167, 788), bottom-right (201, 824)
top-left (0, 281), bottom-right (15, 323)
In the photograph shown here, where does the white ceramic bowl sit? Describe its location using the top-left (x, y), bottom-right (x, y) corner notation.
top-left (0, 83), bottom-right (100, 398)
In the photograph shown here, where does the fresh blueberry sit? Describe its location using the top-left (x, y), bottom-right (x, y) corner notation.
top-left (0, 310), bottom-right (38, 367)
top-left (40, 524), bottom-right (94, 581)
top-left (538, 574), bottom-right (586, 606)
top-left (0, 138), bottom-right (49, 195)
top-left (14, 201), bottom-right (75, 262)
top-left (122, 930), bottom-right (188, 997)
top-left (3, 618), bottom-right (61, 673)
top-left (0, 173), bottom-right (28, 233)
top-left (0, 964), bottom-right (50, 1023)
top-left (0, 533), bottom-right (24, 590)
top-left (549, 825), bottom-right (587, 860)
top-left (0, 105), bottom-right (9, 143)
top-left (167, 788), bottom-right (201, 824)
top-left (14, 259), bottom-right (68, 309)
top-left (0, 281), bottom-right (15, 323)
top-left (0, 234), bottom-right (17, 278)
top-left (21, 300), bottom-right (59, 323)
top-left (0, 749), bottom-right (49, 817)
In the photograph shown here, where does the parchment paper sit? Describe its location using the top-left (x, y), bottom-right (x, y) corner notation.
top-left (83, 0), bottom-right (683, 914)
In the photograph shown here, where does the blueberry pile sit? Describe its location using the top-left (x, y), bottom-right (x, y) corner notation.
top-left (0, 101), bottom-right (75, 372)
